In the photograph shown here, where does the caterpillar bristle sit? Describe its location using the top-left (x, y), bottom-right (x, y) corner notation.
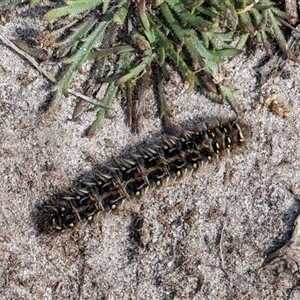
top-left (36, 118), bottom-right (247, 233)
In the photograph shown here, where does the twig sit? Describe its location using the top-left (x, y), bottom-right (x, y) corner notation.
top-left (0, 32), bottom-right (112, 110)
top-left (68, 89), bottom-right (112, 109)
top-left (219, 217), bottom-right (231, 278)
top-left (126, 80), bottom-right (133, 127)
top-left (277, 18), bottom-right (299, 32)
top-left (0, 32), bottom-right (56, 82)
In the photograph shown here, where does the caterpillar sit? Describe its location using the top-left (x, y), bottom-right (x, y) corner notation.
top-left (36, 118), bottom-right (246, 233)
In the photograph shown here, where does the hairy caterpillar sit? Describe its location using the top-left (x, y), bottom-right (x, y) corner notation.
top-left (36, 118), bottom-right (246, 233)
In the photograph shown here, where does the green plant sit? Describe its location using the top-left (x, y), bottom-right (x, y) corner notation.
top-left (0, 0), bottom-right (298, 136)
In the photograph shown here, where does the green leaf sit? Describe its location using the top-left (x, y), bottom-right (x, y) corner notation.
top-left (209, 48), bottom-right (242, 58)
top-left (56, 16), bottom-right (97, 58)
top-left (86, 53), bottom-right (130, 138)
top-left (113, 0), bottom-right (130, 24)
top-left (30, 0), bottom-right (40, 5)
top-left (47, 14), bottom-right (112, 113)
top-left (86, 44), bottom-right (134, 60)
top-left (115, 53), bottom-right (152, 86)
top-left (218, 84), bottom-right (237, 107)
top-left (165, 0), bottom-right (214, 31)
top-left (86, 81), bottom-right (118, 138)
top-left (45, 0), bottom-right (103, 20)
top-left (153, 26), bottom-right (194, 92)
top-left (188, 30), bottom-right (219, 73)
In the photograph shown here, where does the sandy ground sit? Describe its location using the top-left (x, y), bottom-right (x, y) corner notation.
top-left (1, 5), bottom-right (300, 300)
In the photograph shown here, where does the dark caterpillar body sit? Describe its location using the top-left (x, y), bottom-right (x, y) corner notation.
top-left (37, 119), bottom-right (246, 233)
